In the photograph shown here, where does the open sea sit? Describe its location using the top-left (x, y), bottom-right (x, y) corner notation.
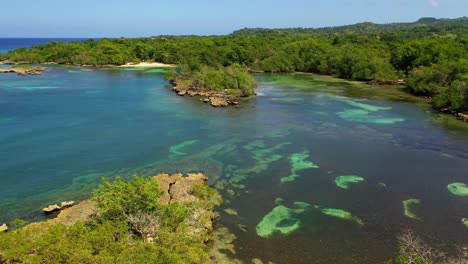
top-left (0, 38), bottom-right (467, 263)
top-left (0, 38), bottom-right (90, 54)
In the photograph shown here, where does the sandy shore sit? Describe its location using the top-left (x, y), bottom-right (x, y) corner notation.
top-left (118, 62), bottom-right (176, 68)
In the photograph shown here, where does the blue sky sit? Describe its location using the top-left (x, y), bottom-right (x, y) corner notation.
top-left (1, 0), bottom-right (466, 37)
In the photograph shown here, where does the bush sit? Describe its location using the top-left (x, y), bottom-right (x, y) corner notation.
top-left (0, 175), bottom-right (221, 263)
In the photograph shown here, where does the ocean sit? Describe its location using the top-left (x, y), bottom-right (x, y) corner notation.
top-left (0, 39), bottom-right (467, 263)
top-left (0, 38), bottom-right (90, 54)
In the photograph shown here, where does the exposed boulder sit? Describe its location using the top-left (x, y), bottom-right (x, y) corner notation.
top-left (43, 201), bottom-right (75, 213)
top-left (170, 81), bottom-right (242, 107)
top-left (456, 113), bottom-right (468, 122)
top-left (209, 97), bottom-right (229, 107)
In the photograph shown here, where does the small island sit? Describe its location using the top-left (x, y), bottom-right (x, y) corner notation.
top-left (165, 64), bottom-right (258, 107)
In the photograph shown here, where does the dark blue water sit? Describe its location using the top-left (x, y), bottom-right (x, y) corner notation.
top-left (0, 38), bottom-right (90, 54)
top-left (0, 65), bottom-right (467, 263)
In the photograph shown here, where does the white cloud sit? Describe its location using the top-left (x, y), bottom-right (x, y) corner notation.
top-left (427, 0), bottom-right (440, 7)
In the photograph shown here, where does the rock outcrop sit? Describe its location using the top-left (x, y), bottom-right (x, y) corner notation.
top-left (0, 66), bottom-right (47, 76)
top-left (39, 173), bottom-right (212, 226)
top-left (440, 108), bottom-right (468, 122)
top-left (456, 112), bottom-right (468, 122)
top-left (48, 200), bottom-right (96, 226)
top-left (0, 224), bottom-right (8, 232)
top-left (154, 173), bottom-right (208, 205)
top-left (171, 83), bottom-right (240, 107)
top-left (43, 201), bottom-right (75, 213)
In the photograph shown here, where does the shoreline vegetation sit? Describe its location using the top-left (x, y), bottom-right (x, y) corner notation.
top-left (0, 173), bottom-right (229, 263)
top-left (117, 62), bottom-right (176, 68)
top-left (0, 17), bottom-right (466, 114)
top-left (165, 64), bottom-right (258, 107)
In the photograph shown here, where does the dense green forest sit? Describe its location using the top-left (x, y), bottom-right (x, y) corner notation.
top-left (0, 175), bottom-right (222, 263)
top-left (1, 17), bottom-right (467, 112)
top-left (165, 64), bottom-right (258, 97)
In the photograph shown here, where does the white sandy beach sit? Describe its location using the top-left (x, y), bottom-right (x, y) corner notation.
top-left (118, 62), bottom-right (176, 68)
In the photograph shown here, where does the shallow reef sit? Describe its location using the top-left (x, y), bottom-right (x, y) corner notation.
top-left (319, 207), bottom-right (364, 226)
top-left (256, 201), bottom-right (310, 238)
top-left (169, 139), bottom-right (199, 157)
top-left (335, 175), bottom-right (365, 190)
top-left (280, 151), bottom-right (319, 183)
top-left (447, 182), bottom-right (468, 197)
top-left (337, 98), bottom-right (404, 125)
top-left (462, 218), bottom-right (468, 228)
top-left (402, 199), bottom-right (421, 220)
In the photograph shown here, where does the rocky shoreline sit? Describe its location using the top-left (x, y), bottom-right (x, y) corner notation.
top-left (0, 66), bottom-right (47, 76)
top-left (171, 81), bottom-right (243, 107)
top-left (440, 108), bottom-right (468, 122)
top-left (5, 173), bottom-right (216, 233)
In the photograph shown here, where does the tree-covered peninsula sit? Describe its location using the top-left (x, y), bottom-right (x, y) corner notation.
top-left (1, 17), bottom-right (467, 115)
top-left (165, 64), bottom-right (258, 107)
top-left (0, 174), bottom-right (224, 263)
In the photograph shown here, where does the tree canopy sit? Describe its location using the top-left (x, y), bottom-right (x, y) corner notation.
top-left (2, 17), bottom-right (467, 112)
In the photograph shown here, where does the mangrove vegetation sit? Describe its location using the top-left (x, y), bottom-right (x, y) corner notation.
top-left (1, 17), bottom-right (467, 113)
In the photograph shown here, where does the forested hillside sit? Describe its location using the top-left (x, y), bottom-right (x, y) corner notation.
top-left (1, 17), bottom-right (467, 113)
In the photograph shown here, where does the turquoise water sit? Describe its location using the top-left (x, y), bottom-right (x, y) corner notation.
top-left (1, 67), bottom-right (468, 263)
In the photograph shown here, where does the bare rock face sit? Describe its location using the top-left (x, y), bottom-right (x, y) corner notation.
top-left (209, 97), bottom-right (229, 107)
top-left (48, 200), bottom-right (96, 226)
top-left (0, 224), bottom-right (8, 232)
top-left (456, 113), bottom-right (468, 122)
top-left (43, 201), bottom-right (75, 213)
top-left (153, 173), bottom-right (208, 205)
top-left (170, 81), bottom-right (240, 107)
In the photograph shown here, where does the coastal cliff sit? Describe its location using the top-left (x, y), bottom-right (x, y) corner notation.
top-left (0, 173), bottom-right (223, 263)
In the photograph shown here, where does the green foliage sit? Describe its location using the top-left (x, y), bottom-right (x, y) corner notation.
top-left (0, 175), bottom-right (222, 263)
top-left (94, 175), bottom-right (163, 221)
top-left (9, 218), bottom-right (28, 229)
top-left (166, 63), bottom-right (258, 97)
top-left (3, 17), bottom-right (467, 111)
top-left (406, 59), bottom-right (468, 111)
top-left (193, 183), bottom-right (223, 206)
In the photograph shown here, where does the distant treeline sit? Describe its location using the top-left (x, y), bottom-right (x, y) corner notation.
top-left (1, 17), bottom-right (467, 112)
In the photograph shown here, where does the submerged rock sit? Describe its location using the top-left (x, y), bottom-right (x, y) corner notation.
top-left (224, 208), bottom-right (239, 216)
top-left (0, 224), bottom-right (8, 232)
top-left (336, 98), bottom-right (404, 125)
top-left (169, 139), bottom-right (198, 157)
top-left (462, 218), bottom-right (468, 228)
top-left (335, 175), bottom-right (365, 190)
top-left (256, 205), bottom-right (300, 237)
top-left (208, 227), bottom-right (242, 263)
top-left (256, 201), bottom-right (310, 238)
top-left (447, 182), bottom-right (468, 197)
top-left (281, 151), bottom-right (319, 183)
top-left (320, 207), bottom-right (364, 226)
top-left (402, 199), bottom-right (421, 220)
